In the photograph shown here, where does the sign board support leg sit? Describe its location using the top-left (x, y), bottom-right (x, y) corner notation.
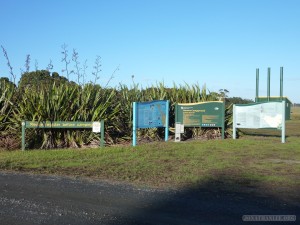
top-left (132, 102), bottom-right (137, 146)
top-left (233, 105), bottom-right (236, 139)
top-left (21, 121), bottom-right (25, 151)
top-left (282, 101), bottom-right (286, 143)
top-left (221, 101), bottom-right (225, 139)
top-left (165, 100), bottom-right (169, 142)
top-left (100, 120), bottom-right (105, 147)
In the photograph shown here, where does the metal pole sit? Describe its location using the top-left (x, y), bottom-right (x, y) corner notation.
top-left (165, 100), bottom-right (169, 142)
top-left (221, 101), bottom-right (225, 139)
top-left (256, 68), bottom-right (259, 102)
top-left (175, 104), bottom-right (178, 124)
top-left (21, 121), bottom-right (26, 151)
top-left (232, 105), bottom-right (236, 139)
top-left (267, 67), bottom-right (271, 102)
top-left (132, 102), bottom-right (137, 146)
top-left (280, 67), bottom-right (283, 100)
top-left (100, 120), bottom-right (105, 147)
top-left (282, 100), bottom-right (286, 143)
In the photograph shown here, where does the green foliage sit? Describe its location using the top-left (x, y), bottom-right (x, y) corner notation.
top-left (227, 97), bottom-right (254, 105)
top-left (18, 70), bottom-right (73, 90)
top-left (0, 78), bottom-right (16, 132)
top-left (1, 70), bottom-right (235, 150)
top-left (12, 82), bottom-right (119, 149)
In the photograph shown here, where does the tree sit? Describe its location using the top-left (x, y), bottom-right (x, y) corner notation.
top-left (18, 70), bottom-right (74, 90)
top-left (227, 97), bottom-right (254, 104)
top-left (219, 89), bottom-right (229, 98)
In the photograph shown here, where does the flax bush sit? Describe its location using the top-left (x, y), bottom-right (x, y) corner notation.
top-left (1, 78), bottom-right (230, 149)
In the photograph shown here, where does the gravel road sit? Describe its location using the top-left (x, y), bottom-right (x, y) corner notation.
top-left (0, 172), bottom-right (298, 225)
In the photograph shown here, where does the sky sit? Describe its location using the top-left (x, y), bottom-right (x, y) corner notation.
top-left (1, 0), bottom-right (299, 103)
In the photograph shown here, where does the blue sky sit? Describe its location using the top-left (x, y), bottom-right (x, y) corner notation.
top-left (1, 0), bottom-right (299, 102)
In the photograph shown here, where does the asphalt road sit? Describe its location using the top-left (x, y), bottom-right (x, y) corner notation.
top-left (0, 172), bottom-right (298, 225)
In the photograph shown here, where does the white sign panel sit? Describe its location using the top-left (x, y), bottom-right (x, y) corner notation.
top-left (92, 122), bottom-right (101, 133)
top-left (235, 102), bottom-right (283, 129)
top-left (233, 101), bottom-right (286, 143)
top-left (175, 123), bottom-right (184, 142)
top-left (175, 123), bottom-right (185, 133)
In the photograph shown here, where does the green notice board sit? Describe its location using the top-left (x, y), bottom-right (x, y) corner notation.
top-left (21, 120), bottom-right (105, 150)
top-left (175, 101), bottom-right (225, 138)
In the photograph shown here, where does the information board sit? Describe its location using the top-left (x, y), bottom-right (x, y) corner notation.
top-left (233, 101), bottom-right (286, 143)
top-left (136, 101), bottom-right (167, 128)
top-left (175, 101), bottom-right (224, 127)
top-left (132, 100), bottom-right (169, 146)
top-left (175, 101), bottom-right (225, 139)
top-left (234, 102), bottom-right (283, 129)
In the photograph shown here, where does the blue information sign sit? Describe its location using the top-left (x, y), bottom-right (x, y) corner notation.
top-left (132, 100), bottom-right (169, 146)
top-left (137, 100), bottom-right (167, 128)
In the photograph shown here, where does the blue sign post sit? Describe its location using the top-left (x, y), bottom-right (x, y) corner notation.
top-left (132, 100), bottom-right (169, 146)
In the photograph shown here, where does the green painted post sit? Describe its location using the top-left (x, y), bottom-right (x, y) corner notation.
top-left (222, 101), bottom-right (225, 139)
top-left (100, 120), bottom-right (105, 147)
top-left (21, 121), bottom-right (26, 151)
top-left (232, 105), bottom-right (236, 139)
top-left (175, 104), bottom-right (178, 123)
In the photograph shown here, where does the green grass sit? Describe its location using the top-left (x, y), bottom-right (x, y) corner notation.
top-left (291, 106), bottom-right (300, 120)
top-left (1, 135), bottom-right (299, 189)
top-left (1, 116), bottom-right (300, 202)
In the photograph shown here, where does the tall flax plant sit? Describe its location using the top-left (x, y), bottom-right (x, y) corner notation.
top-left (114, 83), bottom-right (143, 142)
top-left (15, 83), bottom-right (119, 148)
top-left (0, 79), bottom-right (21, 150)
top-left (0, 79), bottom-right (15, 133)
top-left (75, 84), bottom-right (120, 145)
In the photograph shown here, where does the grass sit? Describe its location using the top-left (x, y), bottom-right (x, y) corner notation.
top-left (0, 112), bottom-right (300, 201)
top-left (1, 134), bottom-right (300, 187)
top-left (291, 106), bottom-right (300, 120)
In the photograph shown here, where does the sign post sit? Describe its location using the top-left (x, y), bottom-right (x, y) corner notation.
top-left (132, 100), bottom-right (169, 146)
top-left (132, 102), bottom-right (137, 146)
top-left (281, 101), bottom-right (286, 143)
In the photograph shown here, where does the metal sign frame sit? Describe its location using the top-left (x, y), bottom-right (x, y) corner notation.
top-left (21, 120), bottom-right (105, 150)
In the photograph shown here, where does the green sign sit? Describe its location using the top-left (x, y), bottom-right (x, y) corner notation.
top-left (175, 101), bottom-right (225, 139)
top-left (25, 121), bottom-right (94, 129)
top-left (21, 120), bottom-right (105, 150)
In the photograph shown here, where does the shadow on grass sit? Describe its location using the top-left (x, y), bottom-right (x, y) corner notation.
top-left (108, 175), bottom-right (299, 225)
